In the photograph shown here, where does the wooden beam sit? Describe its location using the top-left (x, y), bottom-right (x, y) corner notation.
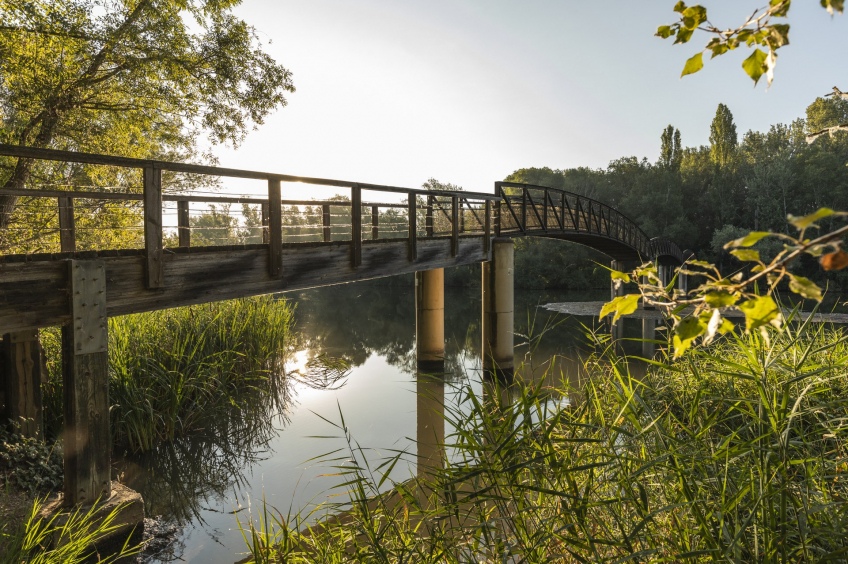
top-left (177, 200), bottom-right (190, 248)
top-left (58, 197), bottom-right (75, 253)
top-left (268, 179), bottom-right (282, 278)
top-left (2, 329), bottom-right (43, 439)
top-left (63, 259), bottom-right (110, 506)
top-left (143, 166), bottom-right (163, 289)
top-left (351, 187), bottom-right (362, 267)
top-left (408, 194), bottom-right (417, 261)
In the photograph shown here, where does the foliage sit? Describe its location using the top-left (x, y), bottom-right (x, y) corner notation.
top-left (658, 1), bottom-right (844, 85)
top-left (238, 317), bottom-right (848, 562)
top-left (0, 428), bottom-right (62, 494)
top-left (0, 496), bottom-right (140, 563)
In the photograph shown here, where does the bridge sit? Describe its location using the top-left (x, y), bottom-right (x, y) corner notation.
top-left (0, 144), bottom-right (686, 514)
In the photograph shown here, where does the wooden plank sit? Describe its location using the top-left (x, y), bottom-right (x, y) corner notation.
top-left (322, 204), bottom-right (331, 242)
top-left (408, 194), bottom-right (417, 261)
top-left (451, 196), bottom-right (459, 257)
top-left (351, 187), bottom-right (362, 267)
top-left (64, 259), bottom-right (110, 506)
top-left (2, 329), bottom-right (43, 439)
top-left (268, 179), bottom-right (282, 278)
top-left (177, 200), bottom-right (190, 248)
top-left (58, 197), bottom-right (76, 253)
top-left (143, 166), bottom-right (164, 289)
top-left (371, 205), bottom-right (379, 240)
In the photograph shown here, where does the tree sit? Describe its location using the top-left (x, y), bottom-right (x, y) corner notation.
top-left (659, 125), bottom-right (682, 171)
top-left (658, 1), bottom-right (843, 85)
top-left (709, 103), bottom-right (737, 167)
top-left (0, 0), bottom-right (295, 229)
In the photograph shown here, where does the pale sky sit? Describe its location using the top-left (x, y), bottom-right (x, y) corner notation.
top-left (215, 1), bottom-right (848, 196)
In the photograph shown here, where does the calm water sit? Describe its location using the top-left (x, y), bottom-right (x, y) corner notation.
top-left (118, 280), bottom-right (617, 563)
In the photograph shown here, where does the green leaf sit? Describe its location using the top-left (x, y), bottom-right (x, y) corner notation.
top-left (788, 207), bottom-right (834, 230)
top-left (672, 316), bottom-right (706, 358)
top-left (600, 294), bottom-right (640, 324)
top-left (725, 231), bottom-right (770, 249)
top-left (821, 0), bottom-right (845, 15)
top-left (656, 25), bottom-right (675, 38)
top-left (742, 48), bottom-right (768, 84)
top-left (687, 259), bottom-right (714, 269)
top-left (610, 270), bottom-right (631, 283)
top-left (730, 249), bottom-right (760, 262)
top-left (788, 274), bottom-right (823, 301)
top-left (682, 5), bottom-right (708, 28)
top-left (674, 1), bottom-right (687, 13)
top-left (681, 52), bottom-right (704, 77)
top-left (738, 295), bottom-right (781, 332)
top-left (767, 24), bottom-right (790, 49)
top-left (704, 291), bottom-right (738, 308)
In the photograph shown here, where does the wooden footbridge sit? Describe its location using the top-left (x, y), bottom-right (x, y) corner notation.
top-left (0, 144), bottom-right (686, 509)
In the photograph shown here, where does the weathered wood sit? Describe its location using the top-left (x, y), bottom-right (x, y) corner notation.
top-left (64, 259), bottom-right (110, 506)
top-left (143, 166), bottom-right (163, 289)
top-left (261, 202), bottom-right (270, 244)
top-left (408, 195), bottom-right (417, 261)
top-left (322, 204), bottom-right (331, 242)
top-left (2, 329), bottom-right (43, 439)
top-left (371, 205), bottom-right (379, 240)
top-left (451, 196), bottom-right (459, 257)
top-left (484, 200), bottom-right (491, 253)
top-left (351, 187), bottom-right (362, 267)
top-left (58, 197), bottom-right (76, 253)
top-left (177, 200), bottom-right (190, 248)
top-left (268, 179), bottom-right (282, 278)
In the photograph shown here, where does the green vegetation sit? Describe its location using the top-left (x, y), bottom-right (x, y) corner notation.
top-left (41, 295), bottom-right (294, 453)
top-left (0, 496), bottom-right (139, 563)
top-left (238, 313), bottom-right (848, 562)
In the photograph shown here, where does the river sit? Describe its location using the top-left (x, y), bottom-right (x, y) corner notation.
top-left (117, 280), bottom-right (627, 562)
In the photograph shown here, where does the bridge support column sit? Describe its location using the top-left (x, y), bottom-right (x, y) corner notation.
top-left (416, 269), bottom-right (445, 371)
top-left (63, 260), bottom-right (111, 506)
top-left (416, 371), bottom-right (445, 482)
top-left (482, 238), bottom-right (514, 379)
top-left (1, 330), bottom-right (44, 439)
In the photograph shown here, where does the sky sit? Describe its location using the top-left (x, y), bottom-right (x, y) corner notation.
top-left (213, 1), bottom-right (848, 197)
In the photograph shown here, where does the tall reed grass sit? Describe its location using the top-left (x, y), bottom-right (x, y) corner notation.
top-left (239, 313), bottom-right (848, 562)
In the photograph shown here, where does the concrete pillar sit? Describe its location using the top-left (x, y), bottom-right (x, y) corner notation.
top-left (641, 317), bottom-right (656, 359)
top-left (1, 330), bottom-right (44, 439)
top-left (482, 238), bottom-right (514, 379)
top-left (63, 260), bottom-right (111, 506)
top-left (416, 372), bottom-right (445, 477)
top-left (416, 269), bottom-right (445, 371)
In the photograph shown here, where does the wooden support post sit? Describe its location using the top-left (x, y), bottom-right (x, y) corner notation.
top-left (63, 260), bottom-right (110, 506)
top-left (268, 179), bottom-right (282, 278)
top-left (261, 202), bottom-right (270, 244)
top-left (58, 197), bottom-right (76, 253)
top-left (371, 205), bottom-right (379, 240)
top-left (484, 200), bottom-right (491, 254)
top-left (351, 187), bottom-right (362, 267)
top-left (143, 166), bottom-right (163, 289)
top-left (416, 269), bottom-right (445, 371)
top-left (482, 238), bottom-right (514, 379)
top-left (459, 199), bottom-right (466, 233)
top-left (450, 196), bottom-right (458, 257)
top-left (2, 330), bottom-right (44, 439)
top-left (425, 195), bottom-right (434, 237)
top-left (408, 194), bottom-right (417, 261)
top-left (322, 204), bottom-right (331, 243)
top-left (494, 198), bottom-right (501, 237)
top-left (177, 200), bottom-right (190, 248)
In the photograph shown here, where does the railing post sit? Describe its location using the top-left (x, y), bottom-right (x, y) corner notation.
top-left (261, 202), bottom-right (270, 244)
top-left (450, 195), bottom-right (458, 257)
top-left (143, 165), bottom-right (164, 289)
top-left (459, 199), bottom-right (466, 233)
top-left (520, 188), bottom-right (527, 231)
top-left (177, 200), bottom-right (190, 248)
top-left (267, 179), bottom-right (282, 278)
top-left (494, 197), bottom-right (501, 236)
top-left (425, 195), bottom-right (434, 237)
top-left (322, 204), bottom-right (331, 242)
top-left (58, 197), bottom-right (75, 253)
top-left (484, 200), bottom-right (491, 254)
top-left (408, 194), bottom-right (417, 261)
top-left (371, 205), bottom-right (379, 240)
top-left (351, 186), bottom-right (362, 266)
top-left (542, 189), bottom-right (548, 230)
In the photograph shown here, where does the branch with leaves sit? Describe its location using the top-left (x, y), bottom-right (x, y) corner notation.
top-left (602, 207), bottom-right (848, 359)
top-left (658, 1), bottom-right (844, 86)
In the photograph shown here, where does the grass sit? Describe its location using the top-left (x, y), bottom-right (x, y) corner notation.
top-left (238, 311), bottom-right (848, 562)
top-left (41, 294), bottom-right (295, 453)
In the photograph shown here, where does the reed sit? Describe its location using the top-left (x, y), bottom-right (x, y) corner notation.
top-left (239, 313), bottom-right (848, 562)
